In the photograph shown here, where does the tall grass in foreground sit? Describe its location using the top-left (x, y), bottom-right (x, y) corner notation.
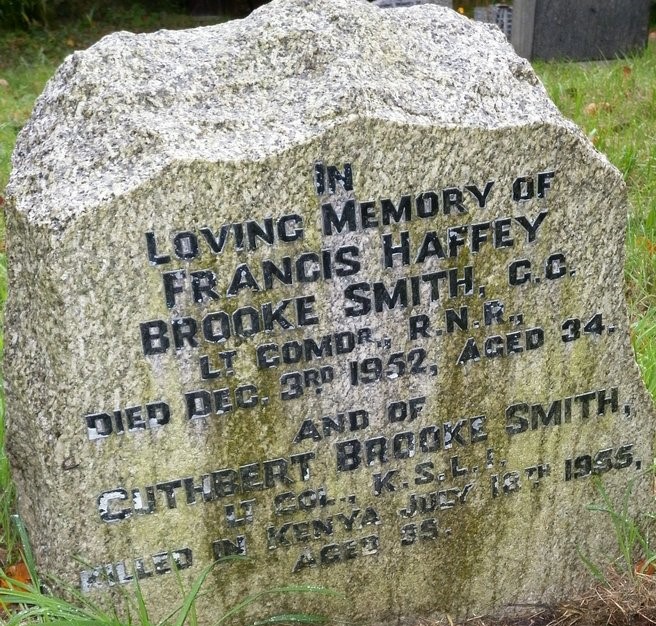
top-left (0, 543), bottom-right (340, 626)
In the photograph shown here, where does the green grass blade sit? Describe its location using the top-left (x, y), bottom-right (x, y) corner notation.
top-left (131, 568), bottom-right (151, 626)
top-left (170, 559), bottom-right (218, 626)
top-left (11, 513), bottom-right (40, 590)
top-left (576, 545), bottom-right (608, 584)
top-left (0, 585), bottom-right (118, 626)
top-left (169, 555), bottom-right (197, 626)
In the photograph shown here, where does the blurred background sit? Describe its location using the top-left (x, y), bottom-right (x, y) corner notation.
top-left (4, 0), bottom-right (653, 30)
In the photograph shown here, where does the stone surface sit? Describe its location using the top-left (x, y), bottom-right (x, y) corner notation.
top-left (5, 0), bottom-right (655, 623)
top-left (512, 0), bottom-right (650, 61)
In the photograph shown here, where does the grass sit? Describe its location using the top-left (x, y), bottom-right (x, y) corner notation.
top-left (535, 53), bottom-right (656, 395)
top-left (456, 474), bottom-right (656, 626)
top-left (0, 544), bottom-right (339, 625)
top-left (0, 10), bottom-right (655, 626)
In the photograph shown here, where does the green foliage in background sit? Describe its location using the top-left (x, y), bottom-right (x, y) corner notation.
top-left (535, 55), bottom-right (656, 397)
top-left (0, 0), bottom-right (192, 30)
top-left (0, 0), bottom-right (269, 30)
top-left (0, 0), bottom-right (45, 29)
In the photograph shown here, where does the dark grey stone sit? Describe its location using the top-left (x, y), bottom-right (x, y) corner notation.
top-left (372, 0), bottom-right (452, 8)
top-left (512, 0), bottom-right (650, 61)
top-left (473, 4), bottom-right (513, 40)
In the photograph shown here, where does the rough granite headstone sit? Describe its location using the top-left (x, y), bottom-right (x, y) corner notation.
top-left (512, 0), bottom-right (650, 61)
top-left (5, 0), bottom-right (655, 622)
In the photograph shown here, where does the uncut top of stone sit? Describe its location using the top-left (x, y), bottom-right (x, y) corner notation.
top-left (8, 0), bottom-right (571, 226)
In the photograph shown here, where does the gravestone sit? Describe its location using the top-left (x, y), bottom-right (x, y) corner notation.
top-left (373, 0), bottom-right (452, 10)
top-left (5, 0), bottom-right (655, 622)
top-left (473, 4), bottom-right (513, 41)
top-left (512, 0), bottom-right (651, 61)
